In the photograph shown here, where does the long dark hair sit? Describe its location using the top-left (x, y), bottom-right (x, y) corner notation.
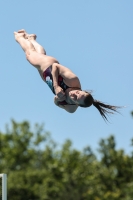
top-left (79, 92), bottom-right (122, 121)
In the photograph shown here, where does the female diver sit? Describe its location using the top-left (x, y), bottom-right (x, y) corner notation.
top-left (14, 29), bottom-right (121, 121)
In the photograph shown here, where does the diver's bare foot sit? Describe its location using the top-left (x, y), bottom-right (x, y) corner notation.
top-left (18, 29), bottom-right (28, 39)
top-left (18, 29), bottom-right (37, 40)
top-left (27, 34), bottom-right (37, 40)
top-left (18, 29), bottom-right (26, 33)
top-left (14, 31), bottom-right (25, 42)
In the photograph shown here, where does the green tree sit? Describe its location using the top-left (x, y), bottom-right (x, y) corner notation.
top-left (97, 135), bottom-right (133, 200)
top-left (0, 120), bottom-right (133, 200)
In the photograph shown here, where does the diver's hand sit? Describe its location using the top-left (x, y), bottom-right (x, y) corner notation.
top-left (54, 86), bottom-right (66, 101)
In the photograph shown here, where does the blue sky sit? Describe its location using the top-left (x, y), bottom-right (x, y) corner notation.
top-left (0, 1), bottom-right (133, 155)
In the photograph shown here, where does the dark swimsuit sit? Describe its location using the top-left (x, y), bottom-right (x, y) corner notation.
top-left (42, 65), bottom-right (78, 105)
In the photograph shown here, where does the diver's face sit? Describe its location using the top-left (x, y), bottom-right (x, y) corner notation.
top-left (69, 90), bottom-right (87, 105)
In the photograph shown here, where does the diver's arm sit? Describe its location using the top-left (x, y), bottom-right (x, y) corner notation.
top-left (54, 96), bottom-right (78, 113)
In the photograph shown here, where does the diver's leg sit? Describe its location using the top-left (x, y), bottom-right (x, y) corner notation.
top-left (28, 35), bottom-right (46, 54)
top-left (14, 31), bottom-right (45, 68)
top-left (14, 31), bottom-right (57, 70)
top-left (14, 31), bottom-right (35, 53)
top-left (18, 29), bottom-right (46, 54)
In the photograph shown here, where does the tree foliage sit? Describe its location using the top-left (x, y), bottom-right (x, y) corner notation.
top-left (0, 119), bottom-right (133, 200)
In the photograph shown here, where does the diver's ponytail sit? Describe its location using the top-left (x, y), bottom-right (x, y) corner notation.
top-left (79, 91), bottom-right (122, 121)
top-left (93, 99), bottom-right (121, 121)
